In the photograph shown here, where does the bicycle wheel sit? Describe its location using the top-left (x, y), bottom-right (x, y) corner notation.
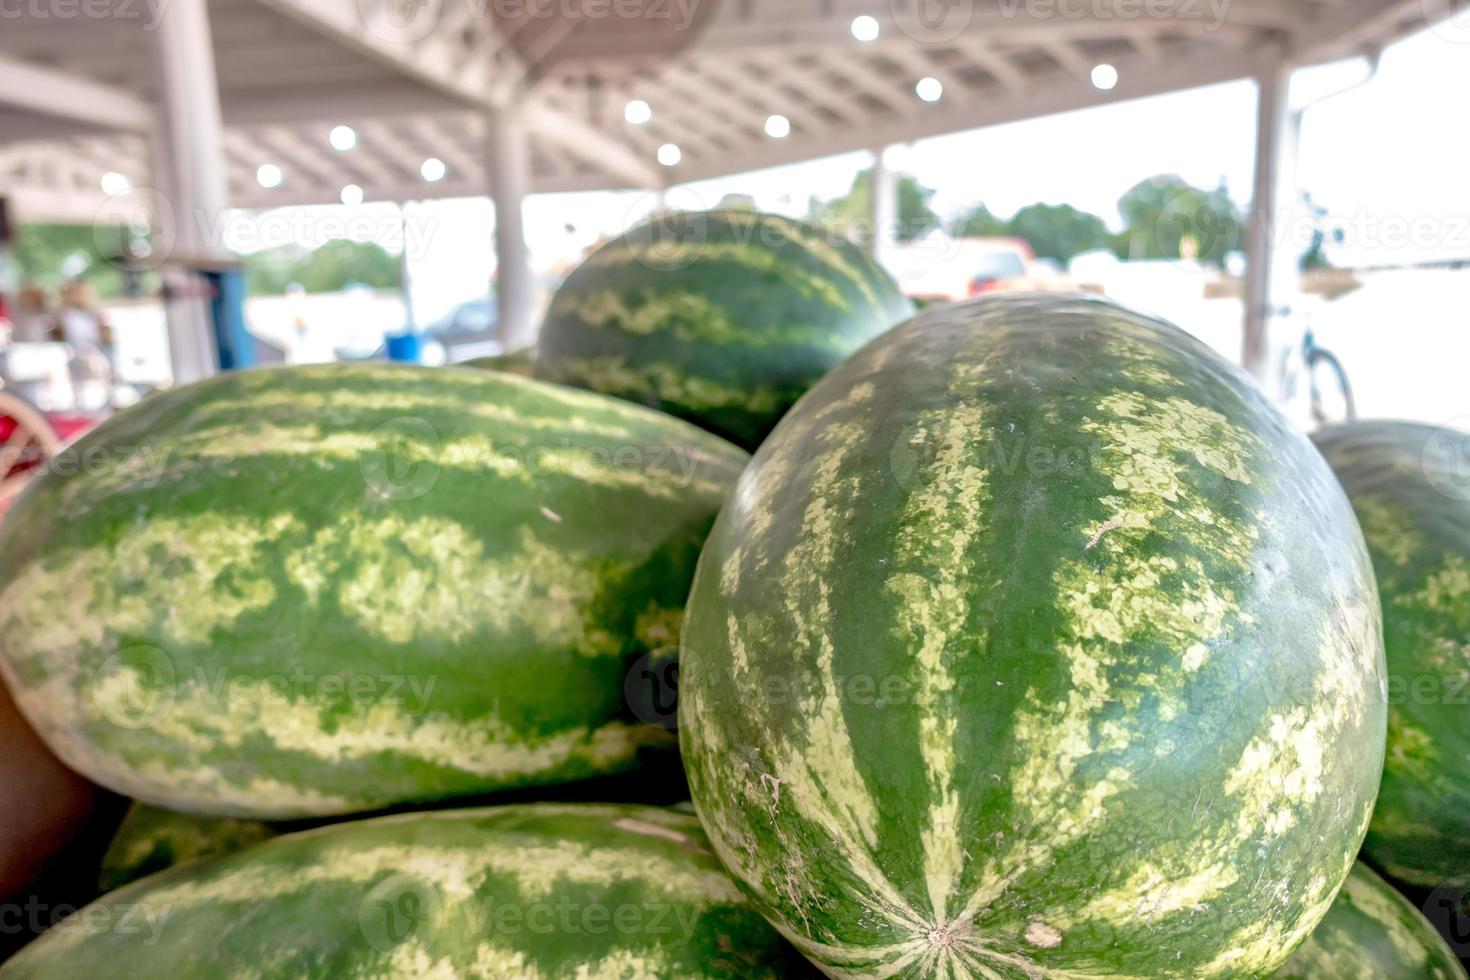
top-left (0, 390), bottom-right (62, 506)
top-left (1306, 348), bottom-right (1357, 426)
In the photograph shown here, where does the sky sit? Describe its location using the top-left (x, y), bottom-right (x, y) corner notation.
top-left (237, 23), bottom-right (1470, 324)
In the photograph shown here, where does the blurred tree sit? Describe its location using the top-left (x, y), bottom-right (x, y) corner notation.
top-left (1005, 203), bottom-right (1110, 263)
top-left (950, 203), bottom-right (1009, 238)
top-left (1114, 175), bottom-right (1242, 267)
top-left (243, 245), bottom-right (307, 296)
top-left (242, 240), bottom-right (402, 295)
top-left (950, 202), bottom-right (1111, 264)
top-left (11, 224), bottom-right (130, 298)
top-left (811, 168), bottom-right (939, 242)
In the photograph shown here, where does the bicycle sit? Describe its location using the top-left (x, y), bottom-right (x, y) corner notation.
top-left (0, 383), bottom-right (61, 510)
top-left (1276, 308), bottom-right (1356, 428)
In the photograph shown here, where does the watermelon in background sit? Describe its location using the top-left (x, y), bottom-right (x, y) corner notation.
top-left (681, 294), bottom-right (1386, 977)
top-left (1314, 421), bottom-right (1470, 889)
top-left (0, 364), bottom-right (747, 819)
top-left (1273, 863), bottom-right (1466, 979)
top-left (98, 804), bottom-right (274, 893)
top-left (1, 804), bottom-right (811, 979)
top-left (459, 348), bottom-right (535, 378)
top-left (535, 209), bottom-right (912, 451)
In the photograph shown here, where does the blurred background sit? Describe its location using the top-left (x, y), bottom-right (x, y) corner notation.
top-left (0, 0), bottom-right (1466, 454)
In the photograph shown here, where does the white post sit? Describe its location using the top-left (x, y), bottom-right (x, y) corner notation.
top-left (151, 0), bottom-right (230, 384)
top-left (487, 105), bottom-right (535, 353)
top-left (870, 146), bottom-right (897, 269)
top-left (1242, 62), bottom-right (1298, 380)
top-left (399, 202), bottom-right (416, 333)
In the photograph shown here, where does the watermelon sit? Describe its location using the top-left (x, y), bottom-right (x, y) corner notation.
top-left (459, 348), bottom-right (534, 377)
top-left (679, 294), bottom-right (1386, 977)
top-left (0, 363), bottom-right (747, 819)
top-left (1314, 421), bottom-right (1470, 888)
top-left (534, 209), bottom-right (912, 450)
top-left (99, 804), bottom-right (275, 892)
top-left (1273, 862), bottom-right (1466, 978)
top-left (0, 803), bottom-right (811, 978)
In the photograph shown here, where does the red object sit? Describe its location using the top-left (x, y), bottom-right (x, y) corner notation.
top-left (40, 414), bottom-right (96, 441)
top-left (0, 412), bottom-right (97, 478)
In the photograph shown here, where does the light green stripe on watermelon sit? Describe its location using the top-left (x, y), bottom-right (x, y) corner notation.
top-left (535, 209), bottom-right (913, 450)
top-left (1274, 863), bottom-right (1466, 979)
top-left (99, 804), bottom-right (275, 893)
top-left (0, 363), bottom-right (747, 819)
top-left (1314, 421), bottom-right (1470, 889)
top-left (680, 294), bottom-right (1386, 978)
top-left (2, 804), bottom-right (812, 979)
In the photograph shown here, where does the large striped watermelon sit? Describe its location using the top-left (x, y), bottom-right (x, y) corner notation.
top-left (0, 803), bottom-right (811, 978)
top-left (1314, 421), bottom-right (1470, 888)
top-left (1273, 862), bottom-right (1466, 979)
top-left (680, 294), bottom-right (1386, 977)
top-left (0, 363), bottom-right (747, 818)
top-left (534, 209), bottom-right (912, 450)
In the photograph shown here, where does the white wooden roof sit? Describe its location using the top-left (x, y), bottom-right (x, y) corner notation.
top-left (0, 0), bottom-right (1443, 219)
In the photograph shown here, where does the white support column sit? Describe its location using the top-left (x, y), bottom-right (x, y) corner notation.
top-left (870, 146), bottom-right (897, 269)
top-left (487, 105), bottom-right (535, 353)
top-left (399, 202), bottom-right (417, 333)
top-left (151, 0), bottom-right (230, 384)
top-left (1242, 62), bottom-right (1298, 380)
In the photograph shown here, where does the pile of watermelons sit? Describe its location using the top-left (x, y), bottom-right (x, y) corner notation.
top-left (0, 209), bottom-right (1465, 978)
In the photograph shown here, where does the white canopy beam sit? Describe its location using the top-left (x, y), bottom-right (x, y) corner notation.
top-left (251, 0), bottom-right (655, 190)
top-left (1289, 0), bottom-right (1430, 62)
top-left (531, 107), bottom-right (662, 189)
top-left (0, 54), bottom-right (152, 132)
top-left (675, 47), bottom-right (1268, 183)
top-left (695, 4), bottom-right (1272, 52)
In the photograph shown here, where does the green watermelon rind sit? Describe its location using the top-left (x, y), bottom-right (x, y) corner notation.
top-left (0, 363), bottom-right (748, 819)
top-left (98, 803), bottom-right (276, 893)
top-left (680, 294), bottom-right (1386, 978)
top-left (1273, 862), bottom-right (1467, 979)
top-left (534, 209), bottom-right (913, 450)
top-left (2, 803), bottom-right (810, 979)
top-left (1313, 420), bottom-right (1470, 889)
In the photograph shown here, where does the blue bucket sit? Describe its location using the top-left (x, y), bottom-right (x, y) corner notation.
top-left (384, 332), bottom-right (423, 363)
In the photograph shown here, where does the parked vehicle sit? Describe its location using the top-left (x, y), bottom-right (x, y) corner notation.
top-left (887, 234), bottom-right (1072, 303)
top-left (334, 295), bottom-right (502, 363)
